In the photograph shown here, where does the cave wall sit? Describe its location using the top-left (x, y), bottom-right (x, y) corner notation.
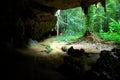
top-left (0, 0), bottom-right (105, 48)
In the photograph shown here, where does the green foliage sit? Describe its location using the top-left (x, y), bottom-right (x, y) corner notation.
top-left (109, 18), bottom-right (120, 33)
top-left (58, 33), bottom-right (83, 42)
top-left (90, 1), bottom-right (120, 43)
top-left (99, 32), bottom-right (120, 43)
top-left (88, 2), bottom-right (105, 32)
top-left (99, 18), bottom-right (120, 43)
top-left (105, 0), bottom-right (119, 29)
top-left (58, 7), bottom-right (87, 42)
top-left (106, 0), bottom-right (117, 20)
top-left (56, 0), bottom-right (120, 43)
top-left (42, 44), bottom-right (52, 53)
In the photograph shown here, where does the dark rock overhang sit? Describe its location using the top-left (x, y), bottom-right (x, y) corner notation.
top-left (30, 0), bottom-right (106, 14)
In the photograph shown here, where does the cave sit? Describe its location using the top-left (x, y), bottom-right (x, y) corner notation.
top-left (1, 0), bottom-right (120, 80)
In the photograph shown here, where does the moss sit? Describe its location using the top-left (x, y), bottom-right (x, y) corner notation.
top-left (42, 44), bottom-right (52, 53)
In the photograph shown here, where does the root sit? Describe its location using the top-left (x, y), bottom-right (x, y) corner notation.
top-left (82, 30), bottom-right (104, 43)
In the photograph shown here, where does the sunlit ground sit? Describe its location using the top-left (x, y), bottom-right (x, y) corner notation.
top-left (17, 36), bottom-right (115, 56)
top-left (16, 36), bottom-right (116, 69)
top-left (33, 36), bottom-right (115, 53)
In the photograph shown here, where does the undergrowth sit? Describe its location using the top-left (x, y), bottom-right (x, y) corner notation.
top-left (99, 32), bottom-right (120, 43)
top-left (99, 18), bottom-right (120, 43)
top-left (57, 32), bottom-right (84, 42)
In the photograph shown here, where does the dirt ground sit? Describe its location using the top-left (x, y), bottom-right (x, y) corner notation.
top-left (14, 36), bottom-right (118, 80)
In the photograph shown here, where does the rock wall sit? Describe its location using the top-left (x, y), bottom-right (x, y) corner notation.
top-left (23, 13), bottom-right (56, 40)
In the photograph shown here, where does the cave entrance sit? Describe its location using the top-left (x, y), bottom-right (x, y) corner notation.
top-left (26, 1), bottom-right (119, 56)
top-left (54, 7), bottom-right (86, 42)
top-left (54, 1), bottom-right (120, 44)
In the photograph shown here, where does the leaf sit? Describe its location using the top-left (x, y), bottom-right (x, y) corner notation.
top-left (110, 18), bottom-right (119, 24)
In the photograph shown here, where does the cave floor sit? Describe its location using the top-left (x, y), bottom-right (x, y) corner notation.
top-left (17, 36), bottom-right (116, 57)
top-left (31, 36), bottom-right (115, 55)
top-left (15, 36), bottom-right (117, 80)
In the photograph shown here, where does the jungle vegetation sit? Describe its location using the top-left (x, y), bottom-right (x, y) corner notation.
top-left (57, 0), bottom-right (120, 43)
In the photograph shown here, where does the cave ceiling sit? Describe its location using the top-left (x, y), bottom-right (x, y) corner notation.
top-left (31, 0), bottom-right (105, 13)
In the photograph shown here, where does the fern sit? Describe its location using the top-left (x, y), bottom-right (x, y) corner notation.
top-left (109, 18), bottom-right (120, 33)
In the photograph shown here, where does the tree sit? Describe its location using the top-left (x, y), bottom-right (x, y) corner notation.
top-left (88, 2), bottom-right (105, 32)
